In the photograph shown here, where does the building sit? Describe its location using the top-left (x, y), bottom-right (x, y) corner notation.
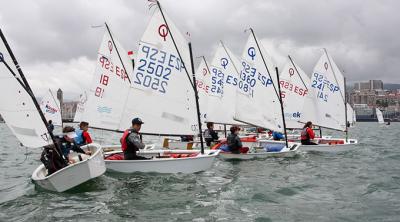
top-left (62, 101), bottom-right (78, 121)
top-left (370, 80), bottom-right (383, 91)
top-left (351, 80), bottom-right (400, 121)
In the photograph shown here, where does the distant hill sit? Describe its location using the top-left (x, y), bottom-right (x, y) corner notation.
top-left (384, 84), bottom-right (400, 90)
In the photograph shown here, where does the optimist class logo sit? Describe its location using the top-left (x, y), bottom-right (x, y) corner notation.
top-left (289, 68), bottom-right (295, 77)
top-left (158, 24), bottom-right (169, 41)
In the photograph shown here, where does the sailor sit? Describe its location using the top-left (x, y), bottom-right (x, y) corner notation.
top-left (272, 131), bottom-right (285, 141)
top-left (300, 121), bottom-right (317, 145)
top-left (75, 121), bottom-right (93, 146)
top-left (57, 126), bottom-right (90, 163)
top-left (227, 126), bottom-right (243, 154)
top-left (121, 118), bottom-right (149, 160)
top-left (47, 120), bottom-right (54, 134)
top-left (204, 122), bottom-right (219, 146)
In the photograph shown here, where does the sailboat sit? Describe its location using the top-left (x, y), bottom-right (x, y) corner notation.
top-left (40, 89), bottom-right (62, 126)
top-left (376, 108), bottom-right (385, 124)
top-left (279, 56), bottom-right (311, 129)
top-left (298, 49), bottom-right (358, 151)
top-left (212, 29), bottom-right (300, 159)
top-left (0, 29), bottom-right (106, 192)
top-left (80, 3), bottom-right (219, 173)
top-left (346, 103), bottom-right (356, 127)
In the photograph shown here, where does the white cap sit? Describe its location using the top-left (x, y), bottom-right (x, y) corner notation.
top-left (66, 132), bottom-right (77, 139)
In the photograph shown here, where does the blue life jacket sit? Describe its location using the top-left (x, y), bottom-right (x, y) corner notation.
top-left (75, 129), bottom-right (84, 145)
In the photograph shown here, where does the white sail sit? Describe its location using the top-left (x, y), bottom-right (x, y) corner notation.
top-left (279, 59), bottom-right (310, 129)
top-left (0, 38), bottom-right (51, 148)
top-left (205, 43), bottom-right (243, 125)
top-left (234, 33), bottom-right (283, 132)
top-left (353, 109), bottom-right (357, 123)
top-left (80, 29), bottom-right (132, 130)
top-left (376, 108), bottom-right (384, 124)
top-left (300, 50), bottom-right (346, 131)
top-left (346, 103), bottom-right (355, 126)
top-left (40, 89), bottom-right (62, 126)
top-left (195, 58), bottom-right (211, 124)
top-left (73, 91), bottom-right (88, 123)
top-left (119, 7), bottom-right (198, 135)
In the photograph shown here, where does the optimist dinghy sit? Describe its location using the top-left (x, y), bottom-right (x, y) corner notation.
top-left (212, 136), bottom-right (299, 160)
top-left (297, 49), bottom-right (358, 152)
top-left (79, 2), bottom-right (219, 173)
top-left (0, 29), bottom-right (106, 192)
top-left (32, 143), bottom-right (105, 192)
top-left (104, 147), bottom-right (219, 173)
top-left (213, 29), bottom-right (300, 159)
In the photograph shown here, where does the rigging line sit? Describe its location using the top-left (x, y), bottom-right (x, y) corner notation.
top-left (249, 28), bottom-right (280, 100)
top-left (323, 48), bottom-right (345, 103)
top-left (105, 22), bottom-right (131, 84)
top-left (288, 55), bottom-right (308, 90)
top-left (156, 0), bottom-right (195, 90)
top-left (201, 56), bottom-right (212, 77)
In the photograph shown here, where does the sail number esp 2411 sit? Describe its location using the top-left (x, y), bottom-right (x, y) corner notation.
top-left (311, 72), bottom-right (339, 102)
top-left (133, 44), bottom-right (184, 93)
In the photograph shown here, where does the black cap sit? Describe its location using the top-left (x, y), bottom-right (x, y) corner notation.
top-left (132, 117), bottom-right (144, 125)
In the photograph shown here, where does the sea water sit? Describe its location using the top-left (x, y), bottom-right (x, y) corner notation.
top-left (0, 122), bottom-right (399, 221)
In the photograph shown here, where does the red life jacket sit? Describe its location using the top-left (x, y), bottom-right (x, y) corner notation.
top-left (301, 127), bottom-right (315, 140)
top-left (301, 128), bottom-right (309, 140)
top-left (120, 130), bottom-right (132, 152)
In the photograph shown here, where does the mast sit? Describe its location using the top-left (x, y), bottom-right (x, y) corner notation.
top-left (105, 22), bottom-right (131, 84)
top-left (288, 55), bottom-right (308, 90)
top-left (0, 29), bottom-right (63, 158)
top-left (275, 67), bottom-right (289, 148)
top-left (201, 56), bottom-right (211, 74)
top-left (249, 28), bottom-right (280, 99)
top-left (189, 43), bottom-right (204, 154)
top-left (156, 0), bottom-right (194, 89)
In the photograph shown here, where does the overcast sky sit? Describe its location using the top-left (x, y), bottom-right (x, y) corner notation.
top-left (0, 0), bottom-right (398, 99)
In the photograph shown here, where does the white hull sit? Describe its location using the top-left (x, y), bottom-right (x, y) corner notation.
top-left (219, 142), bottom-right (300, 160)
top-left (104, 148), bottom-right (220, 174)
top-left (31, 143), bottom-right (106, 192)
top-left (299, 139), bottom-right (358, 152)
top-left (260, 138), bottom-right (358, 152)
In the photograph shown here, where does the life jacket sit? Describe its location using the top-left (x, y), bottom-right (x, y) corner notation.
top-left (120, 129), bottom-right (132, 152)
top-left (301, 128), bottom-right (309, 140)
top-left (75, 129), bottom-right (84, 145)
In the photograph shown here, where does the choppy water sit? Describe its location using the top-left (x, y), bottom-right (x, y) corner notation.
top-left (0, 122), bottom-right (399, 221)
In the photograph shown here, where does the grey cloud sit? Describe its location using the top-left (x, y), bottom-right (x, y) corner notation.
top-left (0, 0), bottom-right (399, 96)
